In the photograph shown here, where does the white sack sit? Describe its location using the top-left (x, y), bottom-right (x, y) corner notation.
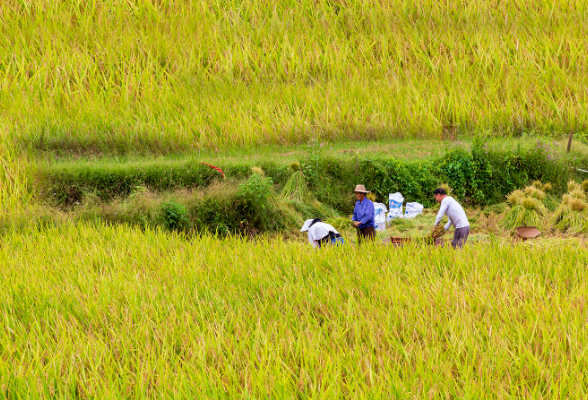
top-left (403, 202), bottom-right (424, 219)
top-left (386, 192), bottom-right (404, 222)
top-left (374, 202), bottom-right (388, 231)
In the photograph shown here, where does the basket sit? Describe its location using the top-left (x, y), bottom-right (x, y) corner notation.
top-left (382, 237), bottom-right (412, 247)
top-left (515, 226), bottom-right (542, 240)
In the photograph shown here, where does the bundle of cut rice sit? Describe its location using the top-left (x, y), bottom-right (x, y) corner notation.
top-left (280, 170), bottom-right (307, 202)
top-left (550, 183), bottom-right (588, 234)
top-left (531, 180), bottom-right (552, 193)
top-left (501, 186), bottom-right (548, 231)
top-left (430, 225), bottom-right (445, 239)
top-left (280, 161), bottom-right (307, 202)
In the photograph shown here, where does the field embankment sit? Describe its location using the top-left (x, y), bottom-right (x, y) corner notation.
top-left (28, 138), bottom-right (586, 234)
top-left (1, 0), bottom-right (587, 154)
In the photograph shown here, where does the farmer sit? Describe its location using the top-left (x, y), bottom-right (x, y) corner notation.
top-left (433, 188), bottom-right (470, 248)
top-left (301, 218), bottom-right (344, 248)
top-left (352, 184), bottom-right (376, 244)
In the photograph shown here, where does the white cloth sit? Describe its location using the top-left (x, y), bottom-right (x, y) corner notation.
top-left (300, 219), bottom-right (314, 232)
top-left (301, 220), bottom-right (340, 248)
top-left (434, 196), bottom-right (469, 230)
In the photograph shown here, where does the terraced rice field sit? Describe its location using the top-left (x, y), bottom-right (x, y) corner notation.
top-left (1, 0), bottom-right (587, 153)
top-left (2, 2), bottom-right (588, 397)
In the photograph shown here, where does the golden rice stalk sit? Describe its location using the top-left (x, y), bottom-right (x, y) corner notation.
top-left (430, 225), bottom-right (445, 239)
top-left (582, 180), bottom-right (588, 192)
top-left (251, 166), bottom-right (265, 176)
top-left (524, 186), bottom-right (546, 200)
top-left (521, 197), bottom-right (538, 211)
top-left (289, 160), bottom-right (301, 172)
top-left (501, 204), bottom-right (545, 231)
top-left (531, 180), bottom-right (543, 189)
top-left (439, 183), bottom-right (453, 196)
top-left (325, 216), bottom-right (354, 232)
top-left (569, 189), bottom-right (585, 200)
top-left (569, 198), bottom-right (587, 212)
top-left (550, 201), bottom-right (588, 234)
top-left (542, 183), bottom-right (553, 193)
top-left (506, 190), bottom-right (524, 205)
top-left (567, 180), bottom-right (582, 193)
top-left (280, 170), bottom-right (307, 202)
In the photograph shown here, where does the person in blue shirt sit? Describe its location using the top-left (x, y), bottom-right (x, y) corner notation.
top-left (352, 184), bottom-right (376, 244)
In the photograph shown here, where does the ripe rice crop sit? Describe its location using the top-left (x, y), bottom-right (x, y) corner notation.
top-left (524, 186), bottom-right (546, 200)
top-left (567, 180), bottom-right (582, 193)
top-left (502, 185), bottom-right (548, 231)
top-left (550, 189), bottom-right (588, 234)
top-left (549, 183), bottom-right (588, 233)
top-left (0, 222), bottom-right (587, 397)
top-left (0, 139), bottom-right (30, 218)
top-left (280, 170), bottom-right (307, 203)
top-left (1, 0), bottom-right (588, 153)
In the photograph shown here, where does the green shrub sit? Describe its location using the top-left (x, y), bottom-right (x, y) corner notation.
top-left (160, 201), bottom-right (189, 232)
top-left (237, 169), bottom-right (274, 227)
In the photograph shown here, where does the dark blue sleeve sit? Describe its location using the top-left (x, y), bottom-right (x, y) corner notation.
top-left (360, 200), bottom-right (374, 224)
top-left (352, 203), bottom-right (358, 221)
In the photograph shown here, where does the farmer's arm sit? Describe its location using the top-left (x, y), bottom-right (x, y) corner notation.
top-left (444, 219), bottom-right (453, 230)
top-left (434, 201), bottom-right (448, 226)
top-left (359, 201), bottom-right (374, 225)
top-left (352, 204), bottom-right (358, 222)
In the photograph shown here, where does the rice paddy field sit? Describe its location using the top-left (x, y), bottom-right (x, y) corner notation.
top-left (1, 222), bottom-right (587, 398)
top-left (1, 0), bottom-right (588, 153)
top-left (3, 1), bottom-right (588, 397)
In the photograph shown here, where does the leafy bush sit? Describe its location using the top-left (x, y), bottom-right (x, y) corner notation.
top-left (160, 201), bottom-right (189, 232)
top-left (438, 145), bottom-right (475, 200)
top-left (237, 169), bottom-right (274, 227)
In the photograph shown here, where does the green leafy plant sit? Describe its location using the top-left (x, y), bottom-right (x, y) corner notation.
top-left (238, 168), bottom-right (274, 227)
top-left (160, 201), bottom-right (189, 232)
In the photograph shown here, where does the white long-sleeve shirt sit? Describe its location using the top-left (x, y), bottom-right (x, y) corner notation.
top-left (307, 222), bottom-right (339, 248)
top-left (434, 196), bottom-right (469, 230)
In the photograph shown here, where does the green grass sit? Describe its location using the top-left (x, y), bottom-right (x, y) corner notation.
top-left (40, 135), bottom-right (585, 162)
top-left (0, 222), bottom-right (587, 397)
top-left (2, 0), bottom-right (588, 154)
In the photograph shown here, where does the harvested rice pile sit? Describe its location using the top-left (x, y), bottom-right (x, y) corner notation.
top-left (280, 161), bottom-right (306, 202)
top-left (275, 162), bottom-right (340, 227)
top-left (549, 181), bottom-right (588, 234)
top-left (501, 184), bottom-right (549, 231)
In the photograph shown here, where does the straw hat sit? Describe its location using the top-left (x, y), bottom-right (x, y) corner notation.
top-left (353, 184), bottom-right (370, 194)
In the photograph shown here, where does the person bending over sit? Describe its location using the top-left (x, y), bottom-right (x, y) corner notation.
top-left (433, 188), bottom-right (470, 248)
top-left (301, 218), bottom-right (344, 248)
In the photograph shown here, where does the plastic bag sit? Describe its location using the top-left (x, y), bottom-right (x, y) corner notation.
top-left (374, 202), bottom-right (388, 231)
top-left (386, 192), bottom-right (404, 222)
top-left (403, 202), bottom-right (424, 219)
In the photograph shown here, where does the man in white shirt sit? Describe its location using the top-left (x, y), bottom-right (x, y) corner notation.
top-left (433, 188), bottom-right (470, 248)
